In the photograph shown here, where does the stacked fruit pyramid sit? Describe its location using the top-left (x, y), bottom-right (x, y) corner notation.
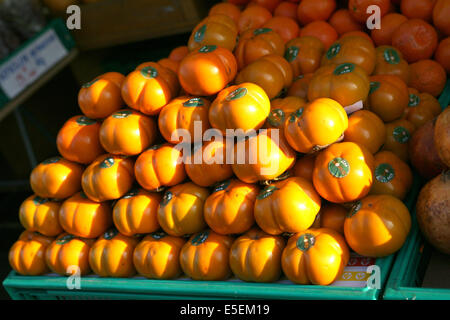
top-left (8, 0), bottom-right (450, 285)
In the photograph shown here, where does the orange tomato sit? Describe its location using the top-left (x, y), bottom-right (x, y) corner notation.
top-left (209, 83), bottom-right (270, 133)
top-left (293, 154), bottom-right (316, 182)
top-left (281, 228), bottom-right (350, 285)
top-left (179, 45), bottom-right (237, 96)
top-left (238, 4), bottom-right (272, 33)
top-left (344, 194), bottom-right (411, 257)
top-left (78, 72), bottom-right (125, 119)
top-left (370, 13), bottom-right (408, 46)
top-left (30, 157), bottom-right (83, 200)
top-left (121, 62), bottom-right (179, 116)
top-left (344, 110), bottom-right (386, 154)
top-left (204, 179), bottom-right (259, 235)
top-left (99, 109), bottom-right (157, 156)
top-left (180, 230), bottom-right (233, 281)
top-left (133, 232), bottom-right (186, 279)
top-left (82, 154), bottom-right (134, 202)
top-left (89, 229), bottom-right (139, 277)
top-left (287, 73), bottom-right (314, 99)
top-left (285, 36), bottom-right (325, 78)
top-left (409, 59), bottom-right (447, 97)
top-left (168, 46), bottom-right (189, 62)
top-left (433, 0), bottom-right (450, 36)
top-left (188, 14), bottom-right (238, 52)
top-left (57, 115), bottom-right (104, 164)
top-left (112, 188), bottom-right (161, 236)
top-left (296, 0), bottom-right (336, 25)
top-left (45, 234), bottom-right (94, 276)
top-left (59, 192), bottom-right (112, 238)
top-left (400, 0), bottom-right (436, 22)
top-left (230, 228), bottom-right (285, 282)
top-left (265, 96), bottom-right (307, 133)
top-left (403, 91), bottom-right (441, 128)
top-left (299, 21), bottom-right (338, 49)
top-left (254, 177), bottom-right (321, 235)
top-left (329, 9), bottom-right (363, 36)
top-left (313, 142), bottom-right (375, 203)
top-left (9, 231), bottom-right (53, 276)
top-left (382, 118), bottom-right (416, 162)
top-left (209, 2), bottom-right (241, 25)
top-left (157, 182), bottom-right (209, 236)
top-left (373, 46), bottom-right (410, 85)
top-left (19, 195), bottom-right (63, 237)
top-left (235, 54), bottom-right (293, 99)
top-left (318, 203), bottom-right (347, 234)
top-left (435, 37), bottom-right (450, 74)
top-left (348, 0), bottom-right (391, 23)
top-left (262, 16), bottom-right (299, 43)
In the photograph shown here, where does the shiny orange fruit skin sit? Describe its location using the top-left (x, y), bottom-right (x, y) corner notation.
top-left (180, 230), bottom-right (233, 281)
top-left (313, 142), bottom-right (375, 203)
top-left (209, 2), bottom-right (241, 25)
top-left (285, 36), bottom-right (325, 78)
top-left (19, 195), bottom-right (63, 237)
top-left (57, 115), bottom-right (104, 164)
top-left (409, 59), bottom-right (447, 97)
top-left (391, 19), bottom-right (438, 63)
top-left (287, 73), bottom-right (314, 99)
top-left (293, 154), bottom-right (316, 182)
top-left (157, 182), bottom-right (209, 237)
top-left (30, 156), bottom-right (83, 200)
top-left (112, 188), bottom-right (162, 236)
top-left (59, 192), bottom-right (112, 238)
top-left (254, 177), bottom-right (322, 235)
top-left (308, 63), bottom-right (370, 107)
top-left (329, 9), bottom-right (363, 36)
top-left (188, 14), bottom-right (238, 52)
top-left (9, 231), bottom-right (53, 276)
top-left (321, 35), bottom-right (376, 75)
top-left (340, 31), bottom-right (374, 45)
top-left (78, 72), bottom-right (125, 119)
top-left (403, 91), bottom-right (442, 128)
top-left (370, 13), bottom-right (408, 46)
top-left (296, 0), bottom-right (336, 25)
top-left (238, 5), bottom-right (272, 34)
top-left (134, 144), bottom-right (186, 191)
top-left (433, 0), bottom-right (450, 36)
top-left (299, 21), bottom-right (338, 50)
top-left (232, 128), bottom-right (296, 183)
top-left (185, 139), bottom-right (234, 187)
top-left (133, 232), bottom-right (186, 279)
top-left (318, 203), bottom-right (347, 234)
top-left (45, 234), bottom-right (94, 276)
top-left (178, 45), bottom-right (237, 96)
top-left (373, 46), bottom-right (410, 85)
top-left (250, 0), bottom-right (282, 13)
top-left (230, 228), bottom-right (285, 282)
top-left (344, 110), bottom-right (386, 154)
top-left (344, 194), bottom-right (411, 257)
top-left (265, 96), bottom-right (307, 135)
top-left (285, 98), bottom-right (348, 154)
top-left (89, 230), bottom-right (139, 277)
top-left (158, 96), bottom-right (210, 144)
top-left (234, 27), bottom-right (285, 70)
top-left (209, 82), bottom-right (270, 134)
top-left (382, 118), bottom-right (416, 162)
top-left (157, 58), bottom-right (179, 74)
top-left (401, 0), bottom-right (436, 22)
top-left (262, 16), bottom-right (300, 43)
top-left (99, 109), bottom-right (157, 156)
top-left (168, 46), bottom-right (189, 62)
top-left (274, 1), bottom-right (298, 20)
top-left (435, 37), bottom-right (450, 74)
top-left (370, 150), bottom-right (413, 200)
top-left (82, 154), bottom-right (134, 202)
top-left (281, 228), bottom-right (350, 285)
top-left (121, 62), bottom-right (179, 116)
top-left (204, 179), bottom-right (259, 235)
top-left (348, 0), bottom-right (391, 23)
top-left (235, 54), bottom-right (293, 99)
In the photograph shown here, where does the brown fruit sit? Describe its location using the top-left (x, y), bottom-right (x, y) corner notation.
top-left (434, 107), bottom-right (450, 167)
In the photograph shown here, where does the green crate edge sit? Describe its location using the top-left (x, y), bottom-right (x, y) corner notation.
top-left (383, 79), bottom-right (450, 300)
top-left (0, 19), bottom-right (76, 109)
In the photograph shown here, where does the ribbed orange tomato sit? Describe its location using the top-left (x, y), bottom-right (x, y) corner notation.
top-left (121, 62), bottom-right (179, 116)
top-left (133, 232), bottom-right (186, 279)
top-left (317, 203), bottom-right (347, 234)
top-left (89, 229), bottom-right (139, 277)
top-left (254, 177), bottom-right (321, 235)
top-left (235, 54), bottom-right (293, 99)
top-left (9, 231), bottom-right (53, 276)
top-left (188, 14), bottom-right (238, 52)
top-left (232, 128), bottom-right (296, 183)
top-left (285, 36), bottom-right (325, 77)
top-left (78, 72), bottom-right (125, 119)
top-left (313, 142), bottom-right (375, 203)
top-left (19, 195), bottom-right (63, 237)
top-left (180, 230), bottom-right (233, 281)
top-left (308, 63), bottom-right (370, 107)
top-left (45, 234), bottom-right (94, 276)
top-left (373, 46), bottom-right (410, 85)
top-left (134, 144), bottom-right (186, 191)
top-left (343, 110), bottom-right (386, 154)
top-left (344, 195), bottom-right (411, 257)
top-left (59, 192), bottom-right (112, 238)
top-left (30, 157), bottom-right (84, 200)
top-left (204, 179), bottom-right (259, 235)
top-left (158, 96), bottom-right (210, 144)
top-left (209, 82), bottom-right (270, 133)
top-left (284, 98), bottom-right (348, 154)
top-left (112, 188), bottom-right (161, 236)
top-left (157, 182), bottom-right (209, 236)
top-left (403, 91), bottom-right (441, 128)
top-left (99, 109), bottom-right (157, 156)
top-left (281, 228), bottom-right (350, 285)
top-left (287, 73), bottom-right (314, 99)
top-left (57, 115), bottom-right (104, 164)
top-left (382, 118), bottom-right (416, 162)
top-left (178, 45), bottom-right (237, 96)
top-left (230, 228), bottom-right (285, 282)
top-left (82, 154), bottom-right (135, 202)
top-left (293, 154), bottom-right (316, 182)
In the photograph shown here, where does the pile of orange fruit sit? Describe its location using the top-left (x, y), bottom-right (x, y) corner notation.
top-left (8, 0), bottom-right (450, 286)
